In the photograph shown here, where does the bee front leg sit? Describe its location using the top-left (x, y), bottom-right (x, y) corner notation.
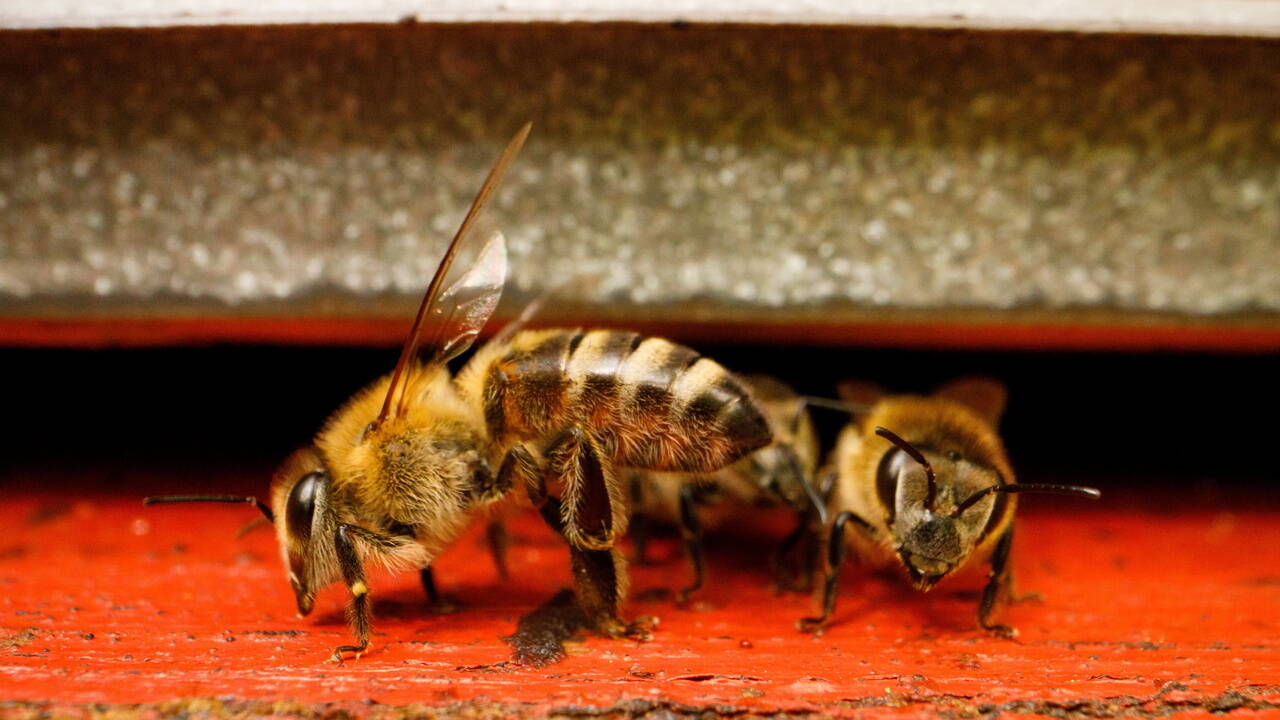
top-left (798, 511), bottom-right (872, 633)
top-left (328, 524), bottom-right (416, 659)
top-left (332, 524), bottom-right (373, 661)
top-left (675, 483), bottom-right (705, 604)
top-left (978, 529), bottom-right (1018, 639)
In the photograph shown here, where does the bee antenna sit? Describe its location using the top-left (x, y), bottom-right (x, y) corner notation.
top-left (143, 495), bottom-right (275, 523)
top-left (375, 122), bottom-right (532, 430)
top-left (874, 426), bottom-right (938, 511)
top-left (952, 483), bottom-right (1101, 518)
top-left (800, 473), bottom-right (829, 526)
top-left (235, 516), bottom-right (273, 539)
top-left (799, 396), bottom-right (872, 417)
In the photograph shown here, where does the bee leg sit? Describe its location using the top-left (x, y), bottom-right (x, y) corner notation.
top-left (978, 529), bottom-right (1018, 639)
top-left (547, 427), bottom-right (627, 551)
top-left (1001, 546), bottom-right (1041, 605)
top-left (331, 524), bottom-right (373, 661)
top-left (674, 483), bottom-right (705, 604)
top-left (629, 512), bottom-right (653, 565)
top-left (540, 429), bottom-right (649, 640)
top-left (574, 544), bottom-right (650, 640)
top-left (772, 509), bottom-right (821, 593)
top-left (499, 445), bottom-right (545, 507)
top-left (798, 511), bottom-right (871, 633)
top-left (327, 524), bottom-right (415, 659)
top-left (486, 519), bottom-right (511, 581)
top-left (628, 473), bottom-right (654, 565)
top-left (537, 496), bottom-right (650, 640)
top-left (420, 566), bottom-right (459, 615)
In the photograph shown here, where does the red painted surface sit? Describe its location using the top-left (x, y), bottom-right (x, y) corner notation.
top-left (2, 316), bottom-right (1280, 352)
top-left (2, 470), bottom-right (1278, 715)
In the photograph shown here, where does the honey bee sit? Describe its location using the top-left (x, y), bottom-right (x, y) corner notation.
top-left (146, 124), bottom-right (773, 660)
top-left (798, 377), bottom-right (1099, 636)
top-left (625, 374), bottom-right (824, 600)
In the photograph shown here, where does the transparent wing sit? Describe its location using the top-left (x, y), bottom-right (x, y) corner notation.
top-left (426, 227), bottom-right (508, 367)
top-left (483, 271), bottom-right (601, 350)
top-left (375, 122), bottom-right (530, 427)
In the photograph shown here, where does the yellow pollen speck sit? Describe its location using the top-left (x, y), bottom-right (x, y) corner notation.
top-left (351, 581), bottom-right (368, 596)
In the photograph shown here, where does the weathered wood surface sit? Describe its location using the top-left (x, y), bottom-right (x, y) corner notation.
top-left (1, 472), bottom-right (1277, 717)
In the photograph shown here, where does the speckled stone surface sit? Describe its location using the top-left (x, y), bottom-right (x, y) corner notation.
top-left (1, 25), bottom-right (1278, 320)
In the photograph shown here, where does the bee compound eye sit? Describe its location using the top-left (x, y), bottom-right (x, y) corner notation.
top-left (876, 448), bottom-right (910, 522)
top-left (285, 471), bottom-right (325, 541)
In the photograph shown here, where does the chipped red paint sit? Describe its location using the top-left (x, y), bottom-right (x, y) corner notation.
top-left (1, 472), bottom-right (1278, 715)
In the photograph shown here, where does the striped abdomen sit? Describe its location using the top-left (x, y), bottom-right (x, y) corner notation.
top-left (477, 329), bottom-right (771, 473)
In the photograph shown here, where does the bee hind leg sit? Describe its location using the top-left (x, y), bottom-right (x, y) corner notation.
top-left (538, 496), bottom-right (651, 640)
top-left (629, 512), bottom-right (653, 565)
top-left (674, 483), bottom-right (705, 604)
top-left (539, 428), bottom-right (651, 640)
top-left (978, 529), bottom-right (1019, 638)
top-left (546, 427), bottom-right (628, 549)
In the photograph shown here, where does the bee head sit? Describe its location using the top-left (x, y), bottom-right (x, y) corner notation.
top-left (269, 446), bottom-right (341, 617)
top-left (740, 374), bottom-right (822, 514)
top-left (873, 427), bottom-right (1006, 590)
top-left (874, 423), bottom-right (1100, 591)
top-left (747, 443), bottom-right (807, 511)
top-left (143, 446), bottom-right (343, 617)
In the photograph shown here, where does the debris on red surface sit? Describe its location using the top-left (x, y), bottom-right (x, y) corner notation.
top-left (2, 469), bottom-right (1278, 717)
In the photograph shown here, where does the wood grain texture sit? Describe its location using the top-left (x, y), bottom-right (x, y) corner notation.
top-left (1, 470), bottom-right (1278, 717)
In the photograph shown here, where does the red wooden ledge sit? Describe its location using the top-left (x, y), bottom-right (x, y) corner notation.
top-left (1, 470), bottom-right (1278, 716)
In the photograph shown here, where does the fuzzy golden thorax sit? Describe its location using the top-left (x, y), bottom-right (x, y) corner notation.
top-left (838, 395), bottom-right (1015, 589)
top-left (314, 364), bottom-right (491, 560)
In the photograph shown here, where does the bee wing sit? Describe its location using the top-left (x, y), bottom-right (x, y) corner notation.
top-left (484, 272), bottom-right (601, 350)
top-left (376, 122), bottom-right (531, 427)
top-left (934, 376), bottom-right (1008, 426)
top-left (835, 379), bottom-right (887, 409)
top-left (425, 227), bottom-right (507, 367)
